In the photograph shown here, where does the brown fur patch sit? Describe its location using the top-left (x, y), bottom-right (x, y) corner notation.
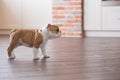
top-left (48, 25), bottom-right (59, 34)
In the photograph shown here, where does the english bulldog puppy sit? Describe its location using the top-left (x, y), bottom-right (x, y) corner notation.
top-left (7, 24), bottom-right (61, 60)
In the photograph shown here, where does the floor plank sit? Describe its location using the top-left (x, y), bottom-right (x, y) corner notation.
top-left (0, 36), bottom-right (120, 80)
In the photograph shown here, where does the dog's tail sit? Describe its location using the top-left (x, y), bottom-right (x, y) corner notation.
top-left (10, 29), bottom-right (17, 35)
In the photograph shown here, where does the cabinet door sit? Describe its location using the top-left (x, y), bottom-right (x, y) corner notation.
top-left (102, 6), bottom-right (120, 30)
top-left (0, 0), bottom-right (22, 29)
top-left (22, 0), bottom-right (52, 29)
top-left (84, 0), bottom-right (102, 30)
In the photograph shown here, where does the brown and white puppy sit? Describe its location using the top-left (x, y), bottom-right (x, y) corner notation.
top-left (7, 24), bottom-right (61, 60)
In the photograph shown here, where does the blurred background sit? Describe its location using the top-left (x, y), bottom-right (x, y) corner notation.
top-left (0, 0), bottom-right (82, 37)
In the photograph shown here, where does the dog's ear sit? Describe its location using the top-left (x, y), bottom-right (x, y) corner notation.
top-left (47, 24), bottom-right (51, 29)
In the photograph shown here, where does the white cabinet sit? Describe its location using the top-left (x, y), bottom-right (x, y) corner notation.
top-left (84, 0), bottom-right (120, 37)
top-left (102, 6), bottom-right (120, 30)
top-left (84, 0), bottom-right (102, 30)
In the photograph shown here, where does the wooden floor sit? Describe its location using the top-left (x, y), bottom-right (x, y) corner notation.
top-left (0, 36), bottom-right (120, 80)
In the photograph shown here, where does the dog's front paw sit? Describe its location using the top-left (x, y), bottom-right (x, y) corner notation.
top-left (9, 56), bottom-right (15, 59)
top-left (33, 57), bottom-right (40, 60)
top-left (44, 55), bottom-right (50, 58)
top-left (41, 55), bottom-right (50, 59)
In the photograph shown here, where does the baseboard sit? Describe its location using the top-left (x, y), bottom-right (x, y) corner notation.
top-left (85, 30), bottom-right (120, 37)
top-left (0, 29), bottom-right (11, 35)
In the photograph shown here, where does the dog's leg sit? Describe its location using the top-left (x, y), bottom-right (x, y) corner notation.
top-left (33, 47), bottom-right (39, 60)
top-left (41, 46), bottom-right (50, 58)
top-left (8, 43), bottom-right (19, 59)
top-left (7, 47), bottom-right (15, 59)
top-left (8, 35), bottom-right (19, 59)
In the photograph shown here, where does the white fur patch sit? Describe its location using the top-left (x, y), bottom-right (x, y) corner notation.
top-left (33, 47), bottom-right (39, 60)
top-left (9, 51), bottom-right (15, 59)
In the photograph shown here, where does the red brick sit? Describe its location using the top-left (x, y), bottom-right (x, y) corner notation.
top-left (74, 7), bottom-right (81, 10)
top-left (57, 24), bottom-right (64, 27)
top-left (75, 15), bottom-right (81, 19)
top-left (64, 0), bottom-right (70, 1)
top-left (53, 15), bottom-right (65, 19)
top-left (53, 7), bottom-right (65, 10)
top-left (58, 11), bottom-right (68, 14)
top-left (68, 1), bottom-right (82, 5)
top-left (64, 23), bottom-right (73, 27)
top-left (67, 19), bottom-right (81, 23)
top-left (65, 7), bottom-right (73, 10)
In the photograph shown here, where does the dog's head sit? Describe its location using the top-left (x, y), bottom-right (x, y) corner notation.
top-left (46, 24), bottom-right (61, 39)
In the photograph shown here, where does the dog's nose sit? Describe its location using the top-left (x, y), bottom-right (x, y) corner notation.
top-left (57, 29), bottom-right (59, 33)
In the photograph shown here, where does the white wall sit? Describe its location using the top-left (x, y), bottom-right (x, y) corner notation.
top-left (0, 0), bottom-right (52, 34)
top-left (22, 0), bottom-right (52, 29)
top-left (0, 0), bottom-right (22, 29)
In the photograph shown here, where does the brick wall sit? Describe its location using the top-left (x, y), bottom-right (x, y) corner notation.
top-left (52, 0), bottom-right (83, 37)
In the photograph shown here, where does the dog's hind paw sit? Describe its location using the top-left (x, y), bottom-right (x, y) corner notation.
top-left (33, 57), bottom-right (40, 60)
top-left (9, 56), bottom-right (15, 59)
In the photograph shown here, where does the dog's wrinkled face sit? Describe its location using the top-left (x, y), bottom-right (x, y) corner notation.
top-left (47, 24), bottom-right (61, 39)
